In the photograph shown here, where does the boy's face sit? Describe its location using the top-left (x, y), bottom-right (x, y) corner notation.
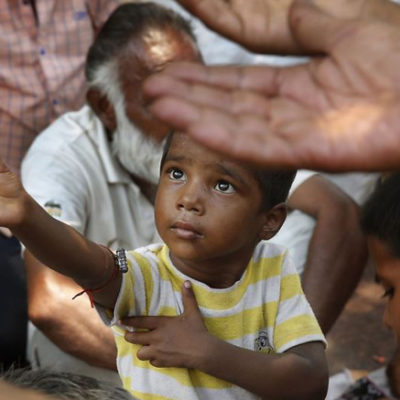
top-left (155, 133), bottom-right (284, 276)
top-left (368, 236), bottom-right (400, 343)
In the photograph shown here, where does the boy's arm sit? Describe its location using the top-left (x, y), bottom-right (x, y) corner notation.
top-left (0, 157), bottom-right (120, 310)
top-left (197, 339), bottom-right (327, 400)
top-left (25, 252), bottom-right (118, 369)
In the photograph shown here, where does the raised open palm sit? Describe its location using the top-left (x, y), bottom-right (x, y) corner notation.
top-left (144, 2), bottom-right (400, 171)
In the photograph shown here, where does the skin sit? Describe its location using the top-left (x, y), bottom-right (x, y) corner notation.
top-left (289, 175), bottom-right (367, 333)
top-left (144, 0), bottom-right (400, 172)
top-left (123, 134), bottom-right (328, 399)
top-left (155, 133), bottom-right (286, 287)
top-left (368, 236), bottom-right (400, 398)
top-left (0, 381), bottom-right (55, 400)
top-left (24, 28), bottom-right (200, 370)
top-left (368, 237), bottom-right (400, 345)
top-left (174, 0), bottom-right (376, 54)
top-left (0, 135), bottom-right (328, 400)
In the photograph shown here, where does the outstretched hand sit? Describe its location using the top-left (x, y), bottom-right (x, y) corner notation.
top-left (122, 281), bottom-right (211, 369)
top-left (144, 1), bottom-right (400, 172)
top-left (0, 156), bottom-right (28, 228)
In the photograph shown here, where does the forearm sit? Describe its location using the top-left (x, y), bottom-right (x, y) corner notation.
top-left (34, 303), bottom-right (117, 370)
top-left (301, 211), bottom-right (367, 333)
top-left (26, 253), bottom-right (117, 369)
top-left (13, 196), bottom-right (106, 286)
top-left (195, 338), bottom-right (327, 400)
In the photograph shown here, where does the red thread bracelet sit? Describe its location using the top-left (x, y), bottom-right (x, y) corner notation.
top-left (72, 246), bottom-right (119, 308)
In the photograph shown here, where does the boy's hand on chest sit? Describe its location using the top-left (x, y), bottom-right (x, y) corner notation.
top-left (121, 281), bottom-right (214, 369)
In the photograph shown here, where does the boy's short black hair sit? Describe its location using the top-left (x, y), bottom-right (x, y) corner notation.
top-left (160, 132), bottom-right (296, 211)
top-left (361, 172), bottom-right (400, 258)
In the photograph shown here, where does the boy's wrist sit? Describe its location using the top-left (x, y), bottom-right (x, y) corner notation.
top-left (191, 333), bottom-right (221, 371)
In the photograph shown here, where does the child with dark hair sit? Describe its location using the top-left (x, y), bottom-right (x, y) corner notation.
top-left (360, 172), bottom-right (400, 399)
top-left (0, 133), bottom-right (327, 399)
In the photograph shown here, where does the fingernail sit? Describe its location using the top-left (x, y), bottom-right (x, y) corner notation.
top-left (184, 280), bottom-right (191, 289)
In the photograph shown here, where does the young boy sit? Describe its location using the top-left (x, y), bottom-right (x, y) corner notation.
top-left (0, 132), bottom-right (327, 399)
top-left (361, 172), bottom-right (400, 398)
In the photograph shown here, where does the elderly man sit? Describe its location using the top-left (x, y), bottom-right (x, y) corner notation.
top-left (21, 2), bottom-right (201, 383)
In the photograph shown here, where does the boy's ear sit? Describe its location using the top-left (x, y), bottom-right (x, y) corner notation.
top-left (86, 88), bottom-right (117, 133)
top-left (259, 203), bottom-right (287, 240)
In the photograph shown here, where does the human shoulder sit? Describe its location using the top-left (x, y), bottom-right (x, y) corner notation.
top-left (250, 241), bottom-right (297, 279)
top-left (23, 106), bottom-right (101, 162)
top-left (22, 106), bottom-right (106, 178)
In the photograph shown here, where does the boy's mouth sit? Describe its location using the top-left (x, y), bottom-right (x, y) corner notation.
top-left (170, 221), bottom-right (203, 239)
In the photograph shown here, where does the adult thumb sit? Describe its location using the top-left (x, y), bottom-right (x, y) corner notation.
top-left (289, 0), bottom-right (351, 54)
top-left (181, 281), bottom-right (201, 317)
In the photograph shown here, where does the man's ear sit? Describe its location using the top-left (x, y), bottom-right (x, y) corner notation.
top-left (259, 203), bottom-right (287, 240)
top-left (86, 88), bottom-right (116, 133)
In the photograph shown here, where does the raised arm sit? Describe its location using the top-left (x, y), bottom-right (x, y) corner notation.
top-left (288, 175), bottom-right (367, 333)
top-left (0, 157), bottom-right (120, 310)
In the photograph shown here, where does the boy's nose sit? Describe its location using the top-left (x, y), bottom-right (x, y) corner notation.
top-left (177, 183), bottom-right (205, 215)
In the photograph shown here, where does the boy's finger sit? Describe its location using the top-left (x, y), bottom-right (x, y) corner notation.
top-left (124, 331), bottom-right (151, 346)
top-left (181, 281), bottom-right (201, 316)
top-left (120, 316), bottom-right (162, 330)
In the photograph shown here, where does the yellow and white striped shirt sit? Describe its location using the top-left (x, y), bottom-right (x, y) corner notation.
top-left (98, 242), bottom-right (325, 400)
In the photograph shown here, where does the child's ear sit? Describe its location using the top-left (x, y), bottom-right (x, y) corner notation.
top-left (259, 203), bottom-right (287, 240)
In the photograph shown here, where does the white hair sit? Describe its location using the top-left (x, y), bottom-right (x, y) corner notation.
top-left (88, 60), bottom-right (164, 184)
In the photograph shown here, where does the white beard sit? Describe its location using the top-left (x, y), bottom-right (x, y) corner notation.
top-left (112, 108), bottom-right (164, 185)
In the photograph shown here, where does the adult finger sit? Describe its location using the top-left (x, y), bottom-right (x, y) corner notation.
top-left (176, 0), bottom-right (242, 41)
top-left (145, 63), bottom-right (282, 95)
top-left (149, 96), bottom-right (299, 168)
top-left (145, 74), bottom-right (272, 117)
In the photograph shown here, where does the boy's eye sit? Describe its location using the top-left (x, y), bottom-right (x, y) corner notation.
top-left (168, 168), bottom-right (186, 181)
top-left (215, 180), bottom-right (235, 193)
top-left (382, 287), bottom-right (395, 299)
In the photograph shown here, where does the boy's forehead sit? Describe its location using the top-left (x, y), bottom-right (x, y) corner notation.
top-left (167, 133), bottom-right (256, 177)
